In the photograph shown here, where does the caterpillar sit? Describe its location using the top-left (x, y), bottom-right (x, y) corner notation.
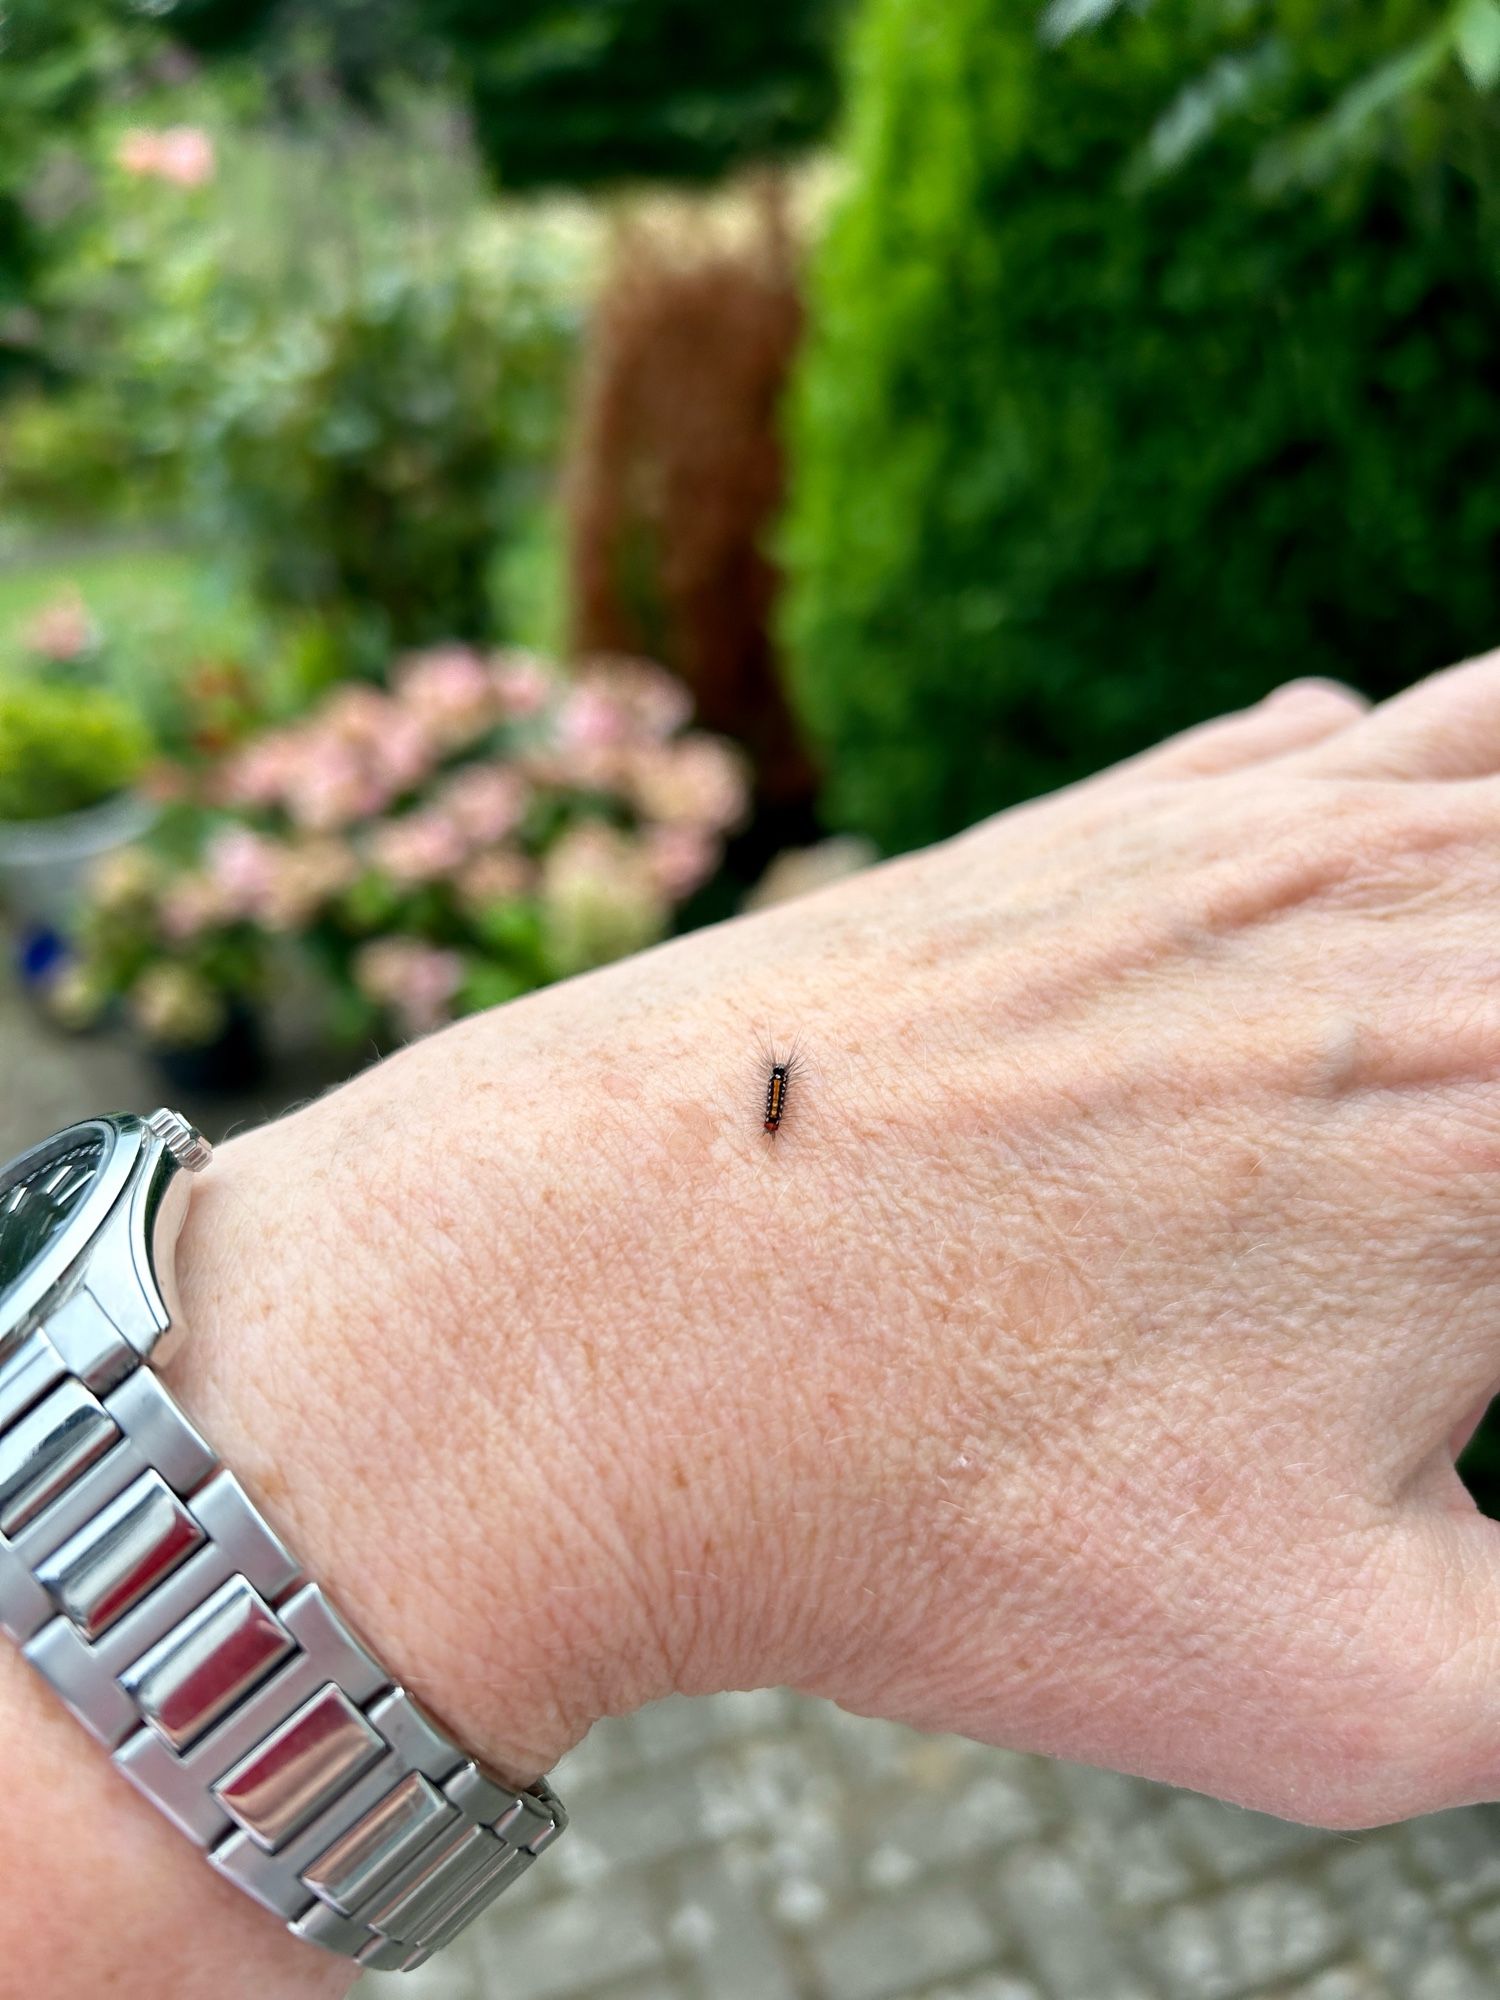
top-left (762, 1040), bottom-right (803, 1137)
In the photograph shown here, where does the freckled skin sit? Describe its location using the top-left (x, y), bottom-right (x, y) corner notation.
top-left (664, 1100), bottom-right (716, 1167)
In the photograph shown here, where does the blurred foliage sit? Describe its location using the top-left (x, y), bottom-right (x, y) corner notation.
top-left (0, 0), bottom-right (154, 388)
top-left (148, 0), bottom-right (848, 190)
top-left (152, 0), bottom-right (444, 109)
top-left (162, 256), bottom-right (572, 667)
top-left (0, 387), bottom-right (149, 522)
top-left (0, 678), bottom-right (151, 821)
top-left (783, 0), bottom-right (1500, 853)
top-left (4, 113), bottom-right (595, 674)
top-left (0, 551), bottom-right (279, 765)
top-left (425, 0), bottom-right (847, 190)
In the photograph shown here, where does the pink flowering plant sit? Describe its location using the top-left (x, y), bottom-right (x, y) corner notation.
top-left (59, 649), bottom-right (747, 1048)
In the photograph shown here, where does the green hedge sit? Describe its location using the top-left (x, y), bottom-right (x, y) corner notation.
top-left (782, 0), bottom-right (1500, 853)
top-left (426, 0), bottom-right (846, 189)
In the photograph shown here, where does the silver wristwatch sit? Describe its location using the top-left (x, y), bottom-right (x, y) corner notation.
top-left (0, 1109), bottom-right (565, 1974)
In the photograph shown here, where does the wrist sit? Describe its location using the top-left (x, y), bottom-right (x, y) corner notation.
top-left (163, 897), bottom-right (1038, 1780)
top-left (161, 973), bottom-right (821, 1777)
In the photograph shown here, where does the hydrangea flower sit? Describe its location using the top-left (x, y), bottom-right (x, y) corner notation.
top-left (65, 649), bottom-right (750, 1049)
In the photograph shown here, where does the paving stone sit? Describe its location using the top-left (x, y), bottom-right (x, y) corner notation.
top-left (632, 1695), bottom-right (741, 1765)
top-left (1464, 1897), bottom-right (1500, 1958)
top-left (714, 1688), bottom-right (799, 1737)
top-left (810, 1887), bottom-right (998, 2000)
top-left (914, 1979), bottom-right (1042, 2000)
top-left (770, 1875), bottom-right (834, 1931)
top-left (1162, 1793), bottom-right (1332, 1883)
top-left (896, 1771), bottom-right (1050, 1865)
top-left (448, 1883), bottom-right (667, 2000)
top-left (551, 1716), bottom-right (646, 1794)
top-left (994, 1847), bottom-right (1151, 2000)
top-left (388, 1948), bottom-right (482, 2000)
top-left (625, 1690), bottom-right (798, 1767)
top-left (866, 1843), bottom-right (924, 1891)
top-left (547, 1834), bottom-right (616, 1893)
top-left (1407, 1954), bottom-right (1498, 2000)
top-left (1072, 1811), bottom-right (1197, 1910)
top-left (674, 1854), bottom-right (802, 2000)
top-left (1403, 1810), bottom-right (1500, 1913)
top-left (842, 1770), bottom-right (1049, 1893)
top-left (819, 1711), bottom-right (994, 1791)
top-left (580, 1761), bottom-right (718, 1867)
top-left (1326, 1836), bottom-right (1460, 1985)
top-left (590, 1979), bottom-right (693, 2000)
top-left (1284, 1968), bottom-right (1393, 2000)
top-left (1138, 1879), bottom-right (1346, 2000)
top-left (1052, 1762), bottom-right (1164, 1832)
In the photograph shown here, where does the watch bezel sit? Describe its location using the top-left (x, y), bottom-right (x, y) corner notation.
top-left (0, 1115), bottom-right (152, 1341)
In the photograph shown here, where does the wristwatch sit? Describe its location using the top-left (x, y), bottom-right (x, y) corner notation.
top-left (0, 1108), bottom-right (566, 1973)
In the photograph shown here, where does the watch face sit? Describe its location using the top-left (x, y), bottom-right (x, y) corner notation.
top-left (0, 1127), bottom-right (107, 1307)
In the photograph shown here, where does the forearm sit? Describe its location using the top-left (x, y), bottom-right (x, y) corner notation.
top-left (0, 922), bottom-right (844, 1999)
top-left (164, 900), bottom-right (944, 1776)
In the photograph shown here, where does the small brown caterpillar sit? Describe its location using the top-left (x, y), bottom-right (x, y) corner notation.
top-left (762, 1040), bottom-right (803, 1136)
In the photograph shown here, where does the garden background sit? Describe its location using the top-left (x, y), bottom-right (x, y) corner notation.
top-left (8, 4), bottom-right (1500, 1995)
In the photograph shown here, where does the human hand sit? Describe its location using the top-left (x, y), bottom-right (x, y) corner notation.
top-left (171, 657), bottom-right (1500, 1857)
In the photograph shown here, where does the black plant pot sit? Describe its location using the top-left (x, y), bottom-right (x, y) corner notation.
top-left (147, 1003), bottom-right (268, 1098)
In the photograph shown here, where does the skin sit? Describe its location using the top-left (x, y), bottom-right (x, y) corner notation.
top-left (7, 658), bottom-right (1500, 1994)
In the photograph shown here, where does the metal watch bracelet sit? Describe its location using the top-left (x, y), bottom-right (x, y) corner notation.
top-left (0, 1111), bottom-right (565, 1974)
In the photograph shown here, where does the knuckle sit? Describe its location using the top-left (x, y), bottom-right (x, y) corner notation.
top-left (1269, 677), bottom-right (1367, 723)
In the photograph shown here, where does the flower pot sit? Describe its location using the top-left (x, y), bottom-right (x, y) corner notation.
top-left (146, 1001), bottom-right (268, 1098)
top-left (0, 790), bottom-right (155, 931)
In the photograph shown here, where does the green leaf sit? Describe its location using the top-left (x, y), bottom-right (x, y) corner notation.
top-left (1128, 43), bottom-right (1285, 188)
top-left (457, 960), bottom-right (528, 1016)
top-left (338, 869), bottom-right (403, 931)
top-left (1454, 0), bottom-right (1500, 89)
top-left (1255, 33), bottom-right (1450, 191)
top-left (471, 898), bottom-right (543, 958)
top-left (1038, 0), bottom-right (1131, 49)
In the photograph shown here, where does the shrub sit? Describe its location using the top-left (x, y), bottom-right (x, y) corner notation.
top-left (0, 388), bottom-right (154, 524)
top-left (782, 0), bottom-right (1500, 853)
top-left (16, 116), bottom-right (594, 670)
top-left (180, 263), bottom-right (522, 662)
top-left (150, 216), bottom-right (587, 670)
top-left (0, 680), bottom-right (151, 821)
top-left (0, 0), bottom-right (147, 392)
top-left (566, 187), bottom-right (817, 829)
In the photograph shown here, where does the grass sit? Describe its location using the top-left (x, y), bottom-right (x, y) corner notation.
top-left (0, 505), bottom-right (570, 750)
top-left (0, 536), bottom-right (209, 652)
top-left (0, 535), bottom-right (282, 757)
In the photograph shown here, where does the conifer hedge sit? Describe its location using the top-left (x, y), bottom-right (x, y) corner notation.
top-left (782, 0), bottom-right (1500, 851)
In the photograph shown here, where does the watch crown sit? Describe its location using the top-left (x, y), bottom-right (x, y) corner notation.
top-left (145, 1108), bottom-right (213, 1174)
